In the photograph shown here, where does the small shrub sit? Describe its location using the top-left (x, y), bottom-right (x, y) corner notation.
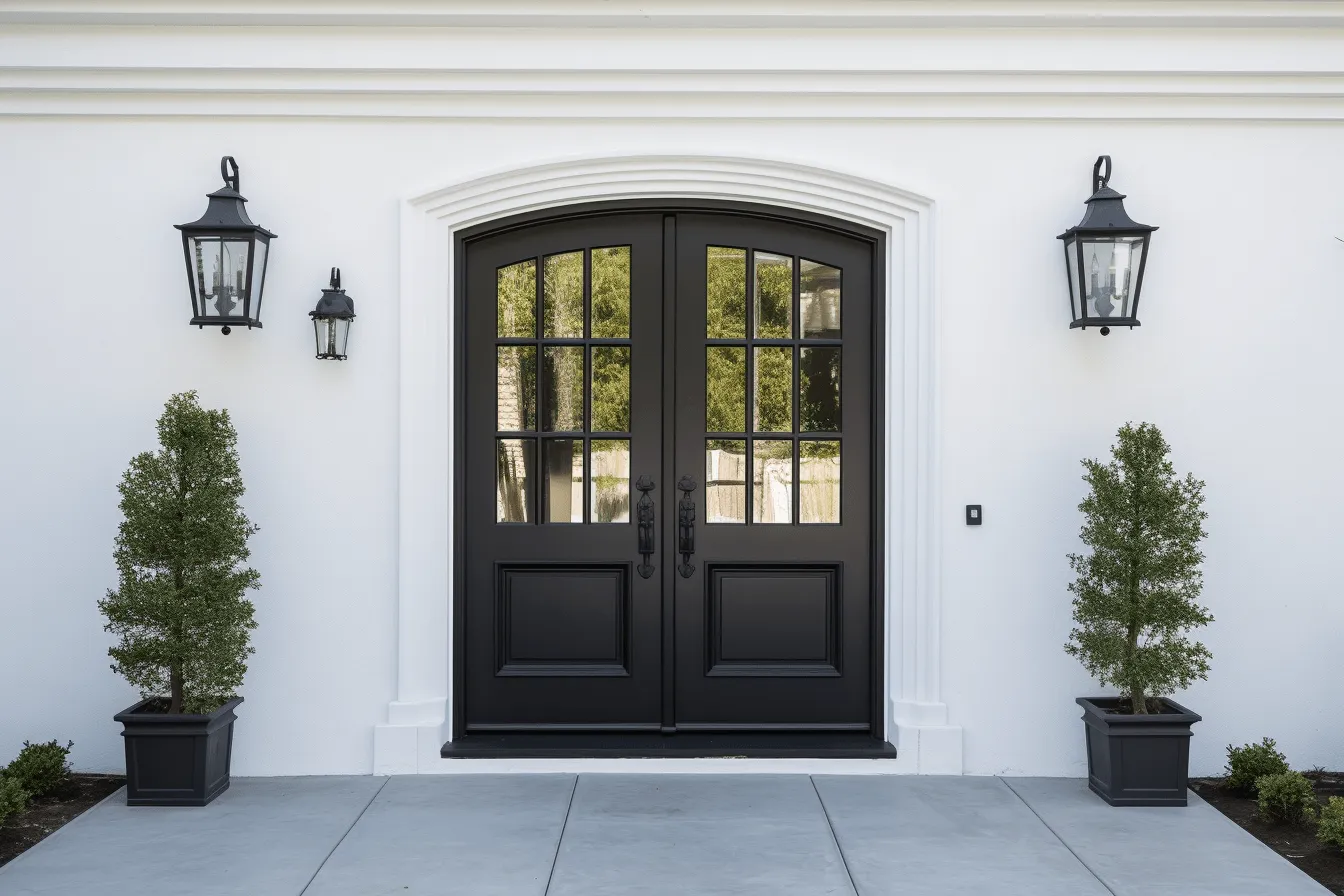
top-left (1318, 797), bottom-right (1344, 851)
top-left (1225, 738), bottom-right (1290, 795)
top-left (1256, 771), bottom-right (1318, 824)
top-left (4, 740), bottom-right (73, 798)
top-left (0, 775), bottom-right (28, 825)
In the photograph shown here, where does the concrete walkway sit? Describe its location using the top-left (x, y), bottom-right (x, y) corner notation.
top-left (0, 775), bottom-right (1328, 895)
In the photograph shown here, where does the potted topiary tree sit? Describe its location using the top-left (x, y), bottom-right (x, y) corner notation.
top-left (1066, 422), bottom-right (1212, 807)
top-left (99, 391), bottom-right (260, 806)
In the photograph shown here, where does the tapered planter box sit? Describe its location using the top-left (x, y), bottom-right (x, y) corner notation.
top-left (115, 696), bottom-right (242, 807)
top-left (1078, 696), bottom-right (1201, 807)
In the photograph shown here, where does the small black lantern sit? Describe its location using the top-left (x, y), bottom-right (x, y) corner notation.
top-left (1058, 156), bottom-right (1157, 335)
top-left (175, 157), bottom-right (276, 335)
top-left (311, 268), bottom-right (356, 360)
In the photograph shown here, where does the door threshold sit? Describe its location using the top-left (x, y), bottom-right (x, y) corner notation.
top-left (441, 732), bottom-right (896, 759)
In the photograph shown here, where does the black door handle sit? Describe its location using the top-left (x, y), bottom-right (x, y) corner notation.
top-left (676, 475), bottom-right (697, 578)
top-left (635, 475), bottom-right (655, 579)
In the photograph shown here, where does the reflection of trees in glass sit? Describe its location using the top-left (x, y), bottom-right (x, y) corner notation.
top-left (544, 347), bottom-right (583, 431)
top-left (707, 247), bottom-right (746, 338)
top-left (592, 247), bottom-right (630, 338)
top-left (496, 346), bottom-right (536, 431)
top-left (754, 254), bottom-right (792, 338)
top-left (544, 252), bottom-right (583, 337)
top-left (706, 347), bottom-right (745, 432)
top-left (754, 347), bottom-right (792, 432)
top-left (800, 347), bottom-right (840, 432)
top-left (592, 346), bottom-right (630, 432)
top-left (497, 261), bottom-right (536, 337)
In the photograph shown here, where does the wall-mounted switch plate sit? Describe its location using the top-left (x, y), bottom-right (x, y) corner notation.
top-left (966, 505), bottom-right (982, 526)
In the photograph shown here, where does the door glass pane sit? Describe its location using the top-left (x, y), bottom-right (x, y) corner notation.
top-left (754, 252), bottom-right (792, 338)
top-left (591, 439), bottom-right (630, 523)
top-left (544, 439), bottom-right (584, 523)
top-left (706, 439), bottom-right (747, 524)
top-left (800, 347), bottom-right (841, 432)
top-left (497, 260), bottom-right (536, 338)
top-left (591, 246), bottom-right (631, 338)
top-left (543, 251), bottom-right (584, 338)
top-left (591, 346), bottom-right (630, 433)
top-left (707, 247), bottom-right (746, 338)
top-left (496, 439), bottom-right (534, 523)
top-left (496, 346), bottom-right (537, 431)
top-left (800, 440), bottom-right (840, 524)
top-left (753, 347), bottom-right (793, 432)
top-left (800, 259), bottom-right (840, 338)
top-left (706, 346), bottom-right (746, 433)
top-left (752, 439), bottom-right (793, 524)
top-left (543, 346), bottom-right (584, 432)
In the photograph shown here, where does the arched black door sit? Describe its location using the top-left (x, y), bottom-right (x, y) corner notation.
top-left (459, 203), bottom-right (880, 738)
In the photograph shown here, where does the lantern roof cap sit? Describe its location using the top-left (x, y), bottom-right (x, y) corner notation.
top-left (175, 156), bottom-right (277, 237)
top-left (311, 268), bottom-right (357, 319)
top-left (1057, 155), bottom-right (1157, 240)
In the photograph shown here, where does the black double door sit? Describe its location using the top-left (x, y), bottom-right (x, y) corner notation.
top-left (463, 207), bottom-right (875, 735)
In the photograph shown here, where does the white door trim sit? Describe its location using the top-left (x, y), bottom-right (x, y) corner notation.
top-left (375, 154), bottom-right (961, 774)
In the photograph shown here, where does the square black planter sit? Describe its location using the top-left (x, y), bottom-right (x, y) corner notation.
top-left (115, 696), bottom-right (242, 807)
top-left (1078, 696), bottom-right (1200, 807)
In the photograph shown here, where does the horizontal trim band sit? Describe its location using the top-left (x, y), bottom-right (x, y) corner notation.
top-left (6, 1), bottom-right (1344, 29)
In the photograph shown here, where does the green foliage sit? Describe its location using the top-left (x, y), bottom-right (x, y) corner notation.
top-left (4, 740), bottom-right (72, 798)
top-left (1317, 797), bottom-right (1344, 850)
top-left (1065, 422), bottom-right (1212, 714)
top-left (1256, 771), bottom-right (1318, 824)
top-left (1225, 739), bottom-right (1290, 795)
top-left (0, 775), bottom-right (28, 826)
top-left (98, 391), bottom-right (260, 715)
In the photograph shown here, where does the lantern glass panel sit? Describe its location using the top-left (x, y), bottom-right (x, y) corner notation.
top-left (1065, 238), bottom-right (1082, 322)
top-left (251, 239), bottom-right (269, 322)
top-left (1079, 236), bottom-right (1145, 319)
top-left (313, 316), bottom-right (352, 358)
top-left (190, 237), bottom-right (250, 319)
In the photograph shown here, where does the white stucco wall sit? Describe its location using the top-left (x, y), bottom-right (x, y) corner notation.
top-left (1, 3), bottom-right (1342, 778)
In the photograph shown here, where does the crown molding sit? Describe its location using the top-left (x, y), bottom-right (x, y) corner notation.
top-left (4, 0), bottom-right (1344, 29)
top-left (4, 67), bottom-right (1344, 120)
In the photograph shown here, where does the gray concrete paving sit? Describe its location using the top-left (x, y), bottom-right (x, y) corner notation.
top-left (0, 774), bottom-right (1330, 895)
top-left (1004, 777), bottom-right (1330, 895)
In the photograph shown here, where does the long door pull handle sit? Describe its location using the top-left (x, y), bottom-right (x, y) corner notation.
top-left (676, 475), bottom-right (697, 578)
top-left (635, 475), bottom-right (656, 579)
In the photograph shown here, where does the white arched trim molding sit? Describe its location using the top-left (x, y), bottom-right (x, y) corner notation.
top-left (374, 155), bottom-right (961, 774)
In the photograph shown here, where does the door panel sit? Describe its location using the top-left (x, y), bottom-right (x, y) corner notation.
top-left (672, 214), bottom-right (873, 728)
top-left (464, 214), bottom-right (665, 729)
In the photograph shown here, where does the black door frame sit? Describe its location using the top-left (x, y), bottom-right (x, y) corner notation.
top-left (452, 198), bottom-right (887, 742)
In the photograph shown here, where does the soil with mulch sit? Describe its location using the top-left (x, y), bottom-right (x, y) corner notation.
top-left (1191, 771), bottom-right (1344, 895)
top-left (0, 774), bottom-right (125, 868)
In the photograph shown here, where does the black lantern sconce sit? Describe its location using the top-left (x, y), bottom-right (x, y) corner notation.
top-left (175, 157), bottom-right (276, 335)
top-left (1058, 156), bottom-right (1157, 335)
top-left (311, 268), bottom-right (356, 360)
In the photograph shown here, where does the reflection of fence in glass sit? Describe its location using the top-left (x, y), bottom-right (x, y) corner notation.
top-left (705, 442), bottom-right (840, 525)
top-left (800, 441), bottom-right (840, 524)
top-left (496, 439), bottom-right (533, 522)
top-left (706, 442), bottom-right (747, 523)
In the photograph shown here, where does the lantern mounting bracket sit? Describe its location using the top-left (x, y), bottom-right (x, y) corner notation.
top-left (220, 156), bottom-right (239, 193)
top-left (1092, 155), bottom-right (1111, 193)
